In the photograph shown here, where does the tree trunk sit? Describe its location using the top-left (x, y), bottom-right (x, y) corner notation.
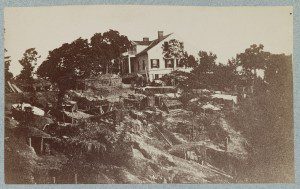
top-left (57, 89), bottom-right (66, 110)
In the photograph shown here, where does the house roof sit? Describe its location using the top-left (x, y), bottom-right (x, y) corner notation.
top-left (211, 94), bottom-right (237, 104)
top-left (18, 126), bottom-right (52, 138)
top-left (33, 79), bottom-right (52, 87)
top-left (136, 33), bottom-right (173, 57)
top-left (133, 40), bottom-right (153, 46)
top-left (12, 103), bottom-right (45, 116)
top-left (201, 103), bottom-right (221, 111)
top-left (34, 116), bottom-right (54, 130)
top-left (164, 99), bottom-right (182, 108)
top-left (63, 111), bottom-right (93, 120)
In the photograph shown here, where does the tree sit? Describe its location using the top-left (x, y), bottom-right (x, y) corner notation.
top-left (176, 52), bottom-right (198, 68)
top-left (38, 30), bottom-right (131, 107)
top-left (37, 38), bottom-right (91, 107)
top-left (213, 58), bottom-right (239, 90)
top-left (195, 51), bottom-right (217, 73)
top-left (16, 48), bottom-right (40, 83)
top-left (162, 39), bottom-right (198, 68)
top-left (161, 70), bottom-right (190, 88)
top-left (4, 49), bottom-right (13, 81)
top-left (185, 54), bottom-right (198, 68)
top-left (90, 30), bottom-right (131, 74)
top-left (162, 39), bottom-right (185, 59)
top-left (16, 48), bottom-right (40, 92)
top-left (185, 51), bottom-right (218, 89)
top-left (236, 44), bottom-right (271, 76)
top-left (265, 54), bottom-right (292, 88)
top-left (234, 52), bottom-right (293, 182)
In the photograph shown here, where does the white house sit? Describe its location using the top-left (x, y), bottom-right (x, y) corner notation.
top-left (124, 31), bottom-right (192, 82)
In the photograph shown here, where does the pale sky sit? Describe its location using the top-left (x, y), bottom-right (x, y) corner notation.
top-left (4, 5), bottom-right (293, 76)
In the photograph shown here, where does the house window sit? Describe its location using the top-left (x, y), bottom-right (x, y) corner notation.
top-left (129, 45), bottom-right (137, 54)
top-left (163, 41), bottom-right (169, 49)
top-left (150, 74), bottom-right (154, 81)
top-left (165, 59), bottom-right (174, 68)
top-left (155, 74), bottom-right (159, 80)
top-left (176, 59), bottom-right (184, 67)
top-left (151, 59), bottom-right (160, 68)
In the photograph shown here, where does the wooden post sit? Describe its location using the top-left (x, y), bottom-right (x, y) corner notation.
top-left (145, 63), bottom-right (149, 83)
top-left (72, 116), bottom-right (74, 125)
top-left (200, 145), bottom-right (207, 163)
top-left (192, 124), bottom-right (195, 141)
top-left (63, 112), bottom-right (65, 124)
top-left (100, 106), bottom-right (104, 114)
top-left (174, 58), bottom-right (176, 69)
top-left (28, 137), bottom-right (32, 147)
top-left (225, 137), bottom-right (229, 151)
top-left (74, 173), bottom-right (78, 184)
top-left (40, 138), bottom-right (44, 154)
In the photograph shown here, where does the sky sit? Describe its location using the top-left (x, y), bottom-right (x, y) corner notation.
top-left (4, 5), bottom-right (293, 76)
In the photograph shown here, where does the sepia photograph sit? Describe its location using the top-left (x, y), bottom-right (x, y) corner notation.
top-left (4, 5), bottom-right (294, 184)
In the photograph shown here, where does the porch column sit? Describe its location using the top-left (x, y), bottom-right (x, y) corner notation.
top-left (174, 58), bottom-right (176, 69)
top-left (128, 56), bottom-right (131, 74)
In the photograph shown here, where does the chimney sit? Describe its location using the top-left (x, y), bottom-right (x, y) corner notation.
top-left (158, 31), bottom-right (164, 40)
top-left (143, 37), bottom-right (149, 42)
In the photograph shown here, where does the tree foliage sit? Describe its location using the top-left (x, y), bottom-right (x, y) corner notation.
top-left (16, 48), bottom-right (40, 83)
top-left (37, 38), bottom-right (91, 106)
top-left (161, 70), bottom-right (191, 89)
top-left (185, 54), bottom-right (198, 68)
top-left (37, 30), bottom-right (131, 107)
top-left (187, 51), bottom-right (220, 89)
top-left (4, 49), bottom-right (13, 81)
top-left (195, 51), bottom-right (217, 73)
top-left (38, 38), bottom-right (90, 81)
top-left (177, 52), bottom-right (198, 68)
top-left (90, 30), bottom-right (131, 74)
top-left (169, 44), bottom-right (293, 182)
top-left (234, 52), bottom-right (293, 182)
top-left (162, 39), bottom-right (185, 59)
top-left (236, 44), bottom-right (271, 75)
top-left (162, 39), bottom-right (198, 68)
top-left (213, 59), bottom-right (239, 89)
top-left (265, 54), bottom-right (292, 89)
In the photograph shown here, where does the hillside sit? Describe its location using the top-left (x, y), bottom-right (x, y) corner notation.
top-left (5, 86), bottom-right (249, 184)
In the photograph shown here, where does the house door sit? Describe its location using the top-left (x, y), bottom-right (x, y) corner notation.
top-left (130, 57), bottom-right (135, 73)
